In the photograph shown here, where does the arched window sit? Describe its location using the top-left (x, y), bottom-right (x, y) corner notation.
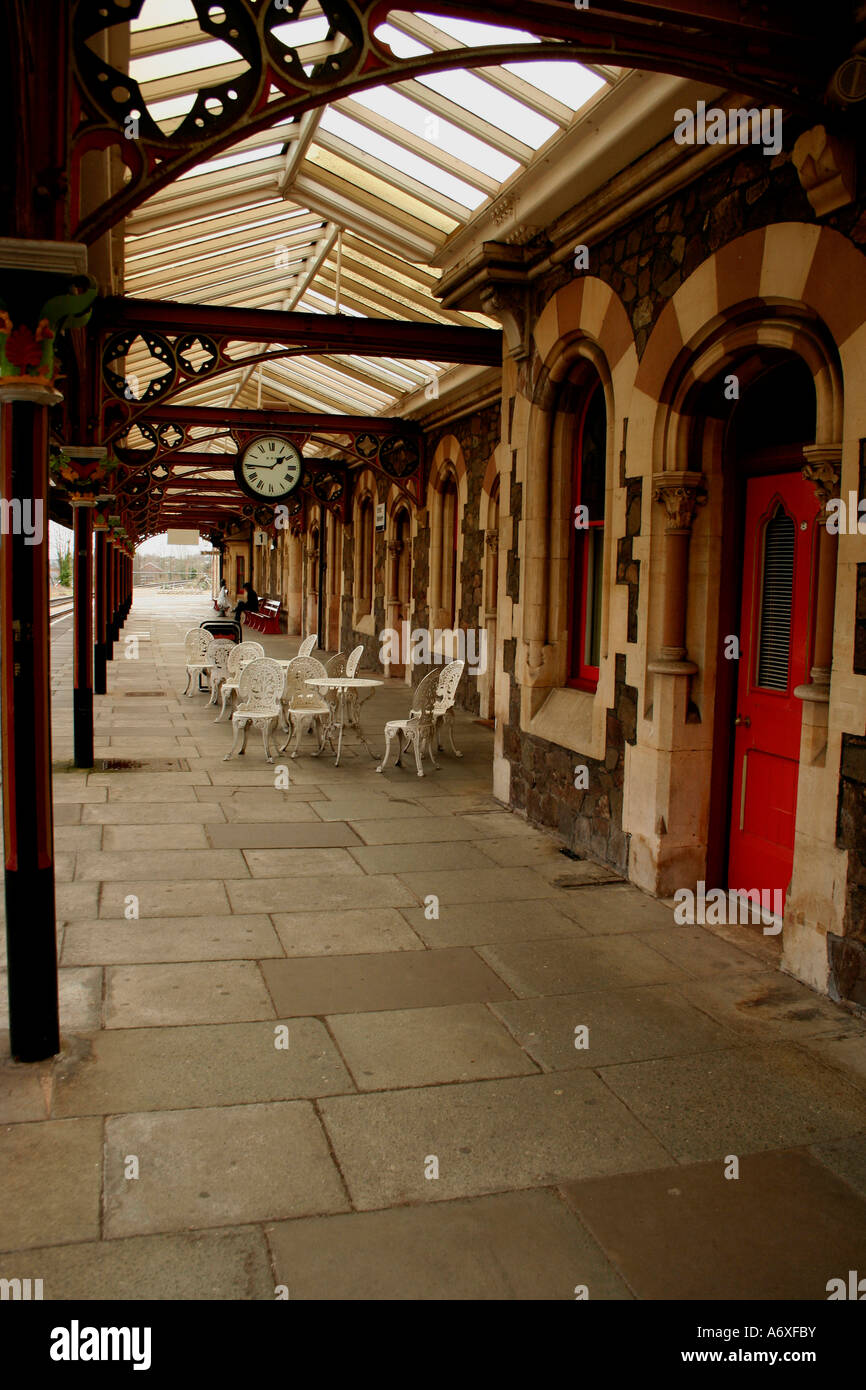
top-left (568, 380), bottom-right (606, 687)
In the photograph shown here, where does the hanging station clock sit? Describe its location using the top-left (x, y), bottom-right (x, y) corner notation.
top-left (234, 436), bottom-right (303, 502)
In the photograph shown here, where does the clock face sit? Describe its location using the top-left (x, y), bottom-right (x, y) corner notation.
top-left (237, 436), bottom-right (303, 501)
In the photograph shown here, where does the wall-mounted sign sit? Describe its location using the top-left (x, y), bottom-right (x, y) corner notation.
top-left (375, 503), bottom-right (386, 531)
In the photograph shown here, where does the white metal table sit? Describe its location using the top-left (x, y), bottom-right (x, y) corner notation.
top-left (304, 675), bottom-right (382, 767)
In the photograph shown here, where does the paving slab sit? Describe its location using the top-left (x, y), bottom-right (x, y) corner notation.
top-left (11, 1226), bottom-right (276, 1300)
top-left (56, 883), bottom-right (101, 922)
top-left (52, 784), bottom-right (107, 803)
top-left (106, 784), bottom-right (201, 802)
top-left (82, 802), bottom-right (227, 824)
top-left (328, 1002), bottom-right (537, 1090)
top-left (99, 880), bottom-right (231, 919)
top-left (559, 1148), bottom-right (866, 1301)
top-left (241, 848), bottom-right (365, 878)
top-left (54, 826), bottom-right (104, 851)
top-left (397, 868), bottom-right (563, 905)
top-left (261, 947), bottom-right (514, 1017)
top-left (61, 914), bottom-right (284, 965)
top-left (477, 935), bottom-right (691, 997)
top-left (0, 1117), bottom-right (103, 1252)
top-left (677, 969), bottom-right (854, 1041)
top-left (105, 962), bottom-right (276, 1028)
top-left (102, 824), bottom-right (210, 851)
top-left (348, 842), bottom-right (497, 875)
top-left (219, 797), bottom-right (323, 823)
top-left (53, 1019), bottom-right (352, 1116)
top-left (265, 1189), bottom-right (631, 1300)
top-left (53, 803), bottom-right (83, 825)
top-left (349, 815), bottom-right (497, 845)
top-left (599, 1042), bottom-right (866, 1161)
top-left (74, 849), bottom-right (249, 881)
top-left (632, 923), bottom-right (767, 977)
top-left (492, 985), bottom-right (735, 1071)
top-left (103, 1101), bottom-right (349, 1237)
top-left (810, 1133), bottom-right (866, 1200)
top-left (553, 882), bottom-right (678, 933)
top-left (226, 873), bottom-right (416, 916)
top-left (401, 899), bottom-right (585, 948)
top-left (271, 909), bottom-right (424, 957)
top-left (801, 1033), bottom-right (866, 1093)
top-left (207, 822), bottom-right (361, 849)
top-left (0, 1059), bottom-right (52, 1123)
top-left (314, 797), bottom-right (434, 821)
top-left (319, 1070), bottom-right (671, 1209)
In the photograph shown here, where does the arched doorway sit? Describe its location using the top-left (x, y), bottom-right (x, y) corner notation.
top-left (709, 357), bottom-right (819, 917)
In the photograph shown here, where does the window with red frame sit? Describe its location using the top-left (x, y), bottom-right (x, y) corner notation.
top-left (567, 381), bottom-right (607, 688)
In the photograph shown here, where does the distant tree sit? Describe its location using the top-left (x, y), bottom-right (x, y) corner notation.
top-left (56, 538), bottom-right (72, 588)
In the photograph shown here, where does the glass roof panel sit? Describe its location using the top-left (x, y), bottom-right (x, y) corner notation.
top-left (318, 109), bottom-right (487, 209)
top-left (415, 69), bottom-right (559, 146)
top-left (346, 87), bottom-right (519, 182)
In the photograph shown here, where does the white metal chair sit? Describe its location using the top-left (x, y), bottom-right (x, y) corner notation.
top-left (278, 656), bottom-right (331, 757)
top-left (223, 657), bottom-right (285, 763)
top-left (324, 652), bottom-right (347, 717)
top-left (376, 668), bottom-right (441, 778)
top-left (216, 641), bottom-right (264, 722)
top-left (433, 659), bottom-right (465, 757)
top-left (183, 628), bottom-right (211, 696)
top-left (298, 634), bottom-right (317, 658)
top-left (344, 644), bottom-right (367, 727)
top-left (205, 637), bottom-right (234, 706)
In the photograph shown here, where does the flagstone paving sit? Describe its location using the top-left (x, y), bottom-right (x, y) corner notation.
top-left (1, 590), bottom-right (865, 1300)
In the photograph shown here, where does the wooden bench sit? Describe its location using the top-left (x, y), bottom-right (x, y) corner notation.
top-left (244, 599), bottom-right (282, 634)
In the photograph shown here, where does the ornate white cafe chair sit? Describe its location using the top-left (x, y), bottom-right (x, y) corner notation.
top-left (278, 656), bottom-right (331, 758)
top-left (376, 668), bottom-right (441, 778)
top-left (205, 637), bottom-right (235, 706)
top-left (183, 628), bottom-right (211, 696)
top-left (298, 634), bottom-right (317, 658)
top-left (433, 659), bottom-right (465, 757)
top-left (216, 641), bottom-right (264, 722)
top-left (223, 658), bottom-right (285, 763)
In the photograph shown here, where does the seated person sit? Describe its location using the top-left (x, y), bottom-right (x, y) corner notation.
top-left (233, 582), bottom-right (259, 626)
top-left (215, 582), bottom-right (231, 613)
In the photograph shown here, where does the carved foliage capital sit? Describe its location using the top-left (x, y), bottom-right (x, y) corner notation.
top-left (652, 472), bottom-right (708, 532)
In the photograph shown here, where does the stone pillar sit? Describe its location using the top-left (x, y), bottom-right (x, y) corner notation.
top-left (648, 471), bottom-right (707, 674)
top-left (798, 444), bottom-right (842, 701)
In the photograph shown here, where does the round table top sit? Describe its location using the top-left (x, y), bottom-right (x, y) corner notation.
top-left (305, 676), bottom-right (382, 689)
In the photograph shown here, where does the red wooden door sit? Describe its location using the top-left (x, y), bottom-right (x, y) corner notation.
top-left (727, 471), bottom-right (817, 911)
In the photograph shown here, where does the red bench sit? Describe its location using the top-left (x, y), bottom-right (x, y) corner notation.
top-left (244, 599), bottom-right (282, 634)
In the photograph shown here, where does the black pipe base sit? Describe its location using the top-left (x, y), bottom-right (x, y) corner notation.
top-left (73, 687), bottom-right (94, 768)
top-left (5, 866), bottom-right (60, 1061)
top-left (94, 642), bottom-right (107, 695)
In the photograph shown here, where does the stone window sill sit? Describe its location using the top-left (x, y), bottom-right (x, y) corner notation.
top-left (527, 684), bottom-right (605, 760)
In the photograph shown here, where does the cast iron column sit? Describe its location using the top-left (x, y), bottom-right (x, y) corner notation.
top-left (1, 395), bottom-right (59, 1060)
top-left (71, 498), bottom-right (95, 767)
